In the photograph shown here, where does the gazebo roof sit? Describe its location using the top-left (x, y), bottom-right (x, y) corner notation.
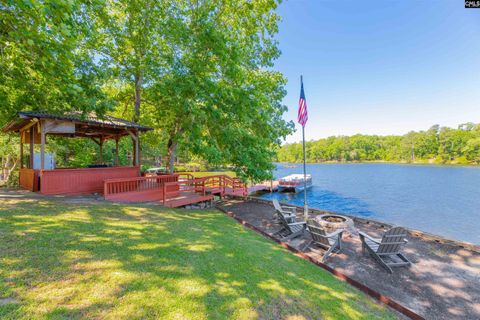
top-left (2, 111), bottom-right (152, 139)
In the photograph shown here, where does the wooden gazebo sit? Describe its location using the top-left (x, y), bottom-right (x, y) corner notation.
top-left (2, 111), bottom-right (152, 195)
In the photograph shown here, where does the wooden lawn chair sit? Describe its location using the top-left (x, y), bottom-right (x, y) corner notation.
top-left (359, 226), bottom-right (411, 273)
top-left (305, 219), bottom-right (344, 262)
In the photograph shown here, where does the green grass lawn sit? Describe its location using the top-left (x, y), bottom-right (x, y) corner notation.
top-left (0, 197), bottom-right (395, 319)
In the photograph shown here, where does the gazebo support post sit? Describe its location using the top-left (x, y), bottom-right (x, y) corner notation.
top-left (29, 127), bottom-right (34, 169)
top-left (90, 137), bottom-right (104, 164)
top-left (40, 121), bottom-right (45, 170)
top-left (137, 136), bottom-right (140, 167)
top-left (99, 137), bottom-right (104, 164)
top-left (131, 141), bottom-right (135, 166)
top-left (115, 137), bottom-right (119, 166)
top-left (19, 132), bottom-right (23, 169)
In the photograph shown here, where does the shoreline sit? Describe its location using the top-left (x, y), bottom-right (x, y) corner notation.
top-left (248, 195), bottom-right (480, 253)
top-left (275, 161), bottom-right (480, 167)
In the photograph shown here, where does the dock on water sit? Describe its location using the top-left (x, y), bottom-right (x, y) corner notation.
top-left (248, 180), bottom-right (279, 194)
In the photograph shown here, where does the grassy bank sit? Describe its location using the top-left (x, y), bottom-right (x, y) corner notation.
top-left (0, 197), bottom-right (394, 319)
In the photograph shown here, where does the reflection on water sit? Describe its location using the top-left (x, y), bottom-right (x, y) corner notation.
top-left (261, 187), bottom-right (375, 217)
top-left (259, 163), bottom-right (480, 245)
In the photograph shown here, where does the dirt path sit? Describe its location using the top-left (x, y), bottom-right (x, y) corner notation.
top-left (218, 199), bottom-right (480, 320)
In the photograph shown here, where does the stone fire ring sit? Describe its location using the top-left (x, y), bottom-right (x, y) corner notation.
top-left (315, 214), bottom-right (356, 234)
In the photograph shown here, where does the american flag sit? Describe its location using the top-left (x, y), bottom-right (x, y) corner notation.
top-left (298, 77), bottom-right (308, 126)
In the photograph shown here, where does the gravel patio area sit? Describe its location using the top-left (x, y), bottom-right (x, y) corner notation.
top-left (217, 199), bottom-right (480, 320)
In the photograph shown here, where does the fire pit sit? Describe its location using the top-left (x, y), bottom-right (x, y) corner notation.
top-left (321, 215), bottom-right (347, 224)
top-left (315, 214), bottom-right (357, 235)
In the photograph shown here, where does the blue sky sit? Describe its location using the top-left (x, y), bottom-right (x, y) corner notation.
top-left (276, 0), bottom-right (480, 143)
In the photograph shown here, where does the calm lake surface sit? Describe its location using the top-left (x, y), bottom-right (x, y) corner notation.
top-left (259, 163), bottom-right (480, 245)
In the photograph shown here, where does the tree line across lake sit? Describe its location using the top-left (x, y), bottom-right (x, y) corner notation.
top-left (277, 123), bottom-right (480, 165)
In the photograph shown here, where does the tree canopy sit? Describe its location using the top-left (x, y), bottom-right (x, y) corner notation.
top-left (1, 0), bottom-right (293, 182)
top-left (0, 0), bottom-right (111, 119)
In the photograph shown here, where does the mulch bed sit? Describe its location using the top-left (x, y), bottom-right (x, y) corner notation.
top-left (217, 199), bottom-right (480, 320)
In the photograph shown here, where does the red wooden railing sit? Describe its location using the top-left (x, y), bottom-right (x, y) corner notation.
top-left (163, 178), bottom-right (207, 206)
top-left (40, 166), bottom-right (140, 195)
top-left (104, 174), bottom-right (179, 201)
top-left (177, 173), bottom-right (195, 181)
top-left (104, 173), bottom-right (247, 205)
top-left (227, 176), bottom-right (247, 195)
top-left (162, 175), bottom-right (247, 205)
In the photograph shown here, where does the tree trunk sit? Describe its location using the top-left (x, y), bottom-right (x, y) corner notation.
top-left (1, 156), bottom-right (5, 181)
top-left (133, 71), bottom-right (143, 164)
top-left (167, 138), bottom-right (177, 174)
top-left (2, 155), bottom-right (18, 183)
top-left (133, 72), bottom-right (143, 123)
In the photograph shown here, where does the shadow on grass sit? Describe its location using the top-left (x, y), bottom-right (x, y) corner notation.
top-left (0, 197), bottom-right (394, 319)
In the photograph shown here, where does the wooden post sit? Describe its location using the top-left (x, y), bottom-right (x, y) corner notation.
top-left (29, 127), bottom-right (34, 169)
top-left (115, 137), bottom-right (119, 166)
top-left (136, 134), bottom-right (140, 166)
top-left (99, 136), bottom-right (104, 164)
top-left (19, 132), bottom-right (24, 169)
top-left (40, 122), bottom-right (45, 170)
top-left (132, 136), bottom-right (136, 166)
top-left (163, 182), bottom-right (167, 206)
top-left (135, 136), bottom-right (139, 166)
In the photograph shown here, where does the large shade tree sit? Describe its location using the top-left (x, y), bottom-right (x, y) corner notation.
top-left (144, 0), bottom-right (293, 180)
top-left (0, 0), bottom-right (110, 123)
top-left (99, 0), bottom-right (292, 180)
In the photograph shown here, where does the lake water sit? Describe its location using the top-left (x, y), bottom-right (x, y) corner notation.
top-left (259, 163), bottom-right (480, 245)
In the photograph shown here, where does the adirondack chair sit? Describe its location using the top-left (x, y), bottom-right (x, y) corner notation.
top-left (359, 226), bottom-right (411, 273)
top-left (305, 219), bottom-right (344, 262)
top-left (272, 199), bottom-right (296, 223)
top-left (276, 210), bottom-right (306, 240)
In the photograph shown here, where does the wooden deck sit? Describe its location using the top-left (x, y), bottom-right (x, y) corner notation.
top-left (247, 180), bottom-right (279, 194)
top-left (104, 174), bottom-right (247, 208)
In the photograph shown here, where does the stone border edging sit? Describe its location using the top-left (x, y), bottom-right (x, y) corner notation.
top-left (216, 205), bottom-right (425, 320)
top-left (245, 196), bottom-right (480, 254)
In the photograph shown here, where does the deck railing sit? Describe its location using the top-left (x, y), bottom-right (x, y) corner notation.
top-left (163, 178), bottom-right (207, 206)
top-left (104, 174), bottom-right (179, 200)
top-left (177, 173), bottom-right (195, 181)
top-left (173, 174), bottom-right (246, 195)
top-left (40, 166), bottom-right (140, 195)
top-left (221, 175), bottom-right (247, 196)
top-left (104, 173), bottom-right (247, 204)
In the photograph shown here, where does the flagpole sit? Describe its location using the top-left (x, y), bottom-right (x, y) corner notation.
top-left (301, 76), bottom-right (308, 220)
top-left (302, 124), bottom-right (308, 220)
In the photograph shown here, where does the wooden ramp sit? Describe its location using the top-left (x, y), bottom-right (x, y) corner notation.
top-left (205, 186), bottom-right (222, 195)
top-left (104, 174), bottom-right (247, 208)
top-left (223, 187), bottom-right (247, 196)
top-left (163, 192), bottom-right (214, 208)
